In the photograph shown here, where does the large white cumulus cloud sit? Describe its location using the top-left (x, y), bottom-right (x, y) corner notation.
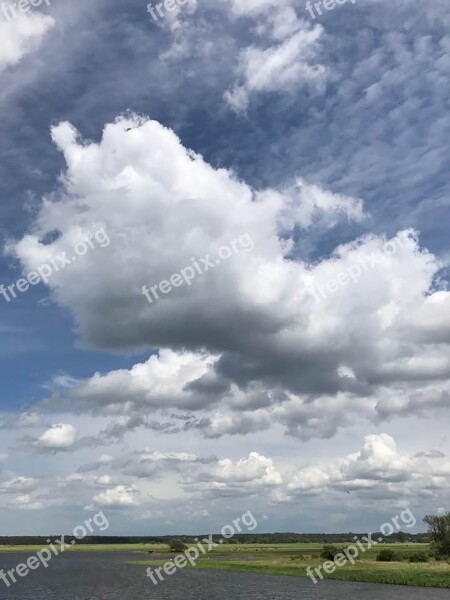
top-left (13, 114), bottom-right (362, 354)
top-left (10, 115), bottom-right (450, 441)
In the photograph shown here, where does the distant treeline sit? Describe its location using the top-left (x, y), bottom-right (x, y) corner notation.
top-left (0, 532), bottom-right (429, 545)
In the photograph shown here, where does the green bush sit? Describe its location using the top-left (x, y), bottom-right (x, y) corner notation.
top-left (437, 539), bottom-right (450, 558)
top-left (409, 552), bottom-right (429, 563)
top-left (376, 549), bottom-right (398, 562)
top-left (168, 538), bottom-right (188, 553)
top-left (431, 540), bottom-right (450, 559)
top-left (321, 545), bottom-right (340, 560)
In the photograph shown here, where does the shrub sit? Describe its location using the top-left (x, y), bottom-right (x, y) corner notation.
top-left (430, 540), bottom-right (450, 559)
top-left (168, 538), bottom-right (188, 553)
top-left (409, 552), bottom-right (429, 563)
top-left (437, 539), bottom-right (450, 558)
top-left (376, 549), bottom-right (397, 562)
top-left (321, 545), bottom-right (340, 561)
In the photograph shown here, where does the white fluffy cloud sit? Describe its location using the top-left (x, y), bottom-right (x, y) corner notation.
top-left (275, 177), bottom-right (364, 231)
top-left (93, 484), bottom-right (138, 508)
top-left (67, 350), bottom-right (217, 413)
top-left (0, 9), bottom-right (54, 73)
top-left (8, 115), bottom-right (449, 444)
top-left (35, 423), bottom-right (77, 450)
top-left (184, 452), bottom-right (282, 497)
top-left (12, 115), bottom-right (361, 357)
top-left (286, 434), bottom-right (450, 502)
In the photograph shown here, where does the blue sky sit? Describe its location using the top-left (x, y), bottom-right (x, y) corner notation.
top-left (0, 0), bottom-right (449, 535)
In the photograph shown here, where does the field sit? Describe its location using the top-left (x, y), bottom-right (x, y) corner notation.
top-left (130, 542), bottom-right (450, 588)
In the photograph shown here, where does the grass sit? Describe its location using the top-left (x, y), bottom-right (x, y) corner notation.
top-left (178, 559), bottom-right (450, 588)
top-left (129, 542), bottom-right (450, 589)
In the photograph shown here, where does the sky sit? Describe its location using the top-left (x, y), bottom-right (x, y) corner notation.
top-left (0, 0), bottom-right (449, 536)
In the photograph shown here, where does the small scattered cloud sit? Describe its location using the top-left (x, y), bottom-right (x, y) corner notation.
top-left (34, 423), bottom-right (77, 451)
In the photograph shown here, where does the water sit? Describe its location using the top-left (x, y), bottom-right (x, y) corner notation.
top-left (0, 552), bottom-right (448, 599)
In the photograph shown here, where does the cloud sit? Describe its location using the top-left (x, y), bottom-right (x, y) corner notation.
top-left (119, 448), bottom-right (283, 501)
top-left (149, 0), bottom-right (198, 32)
top-left (93, 484), bottom-right (138, 508)
top-left (414, 450), bottom-right (446, 459)
top-left (285, 433), bottom-right (450, 501)
top-left (12, 115), bottom-right (363, 360)
top-left (5, 434), bottom-right (448, 514)
top-left (0, 432), bottom-right (448, 523)
top-left (183, 452), bottom-right (282, 498)
top-left (1, 412), bottom-right (43, 430)
top-left (154, 0), bottom-right (327, 111)
top-left (65, 350), bottom-right (218, 413)
top-left (0, 9), bottom-right (54, 74)
top-left (275, 177), bottom-right (364, 232)
top-left (224, 6), bottom-right (327, 112)
top-left (0, 476), bottom-right (37, 494)
top-left (33, 423), bottom-right (77, 450)
top-left (8, 115), bottom-right (449, 442)
top-left (225, 0), bottom-right (288, 18)
top-left (0, 0), bottom-right (448, 537)
top-left (125, 450), bottom-right (208, 479)
top-left (9, 494), bottom-right (43, 510)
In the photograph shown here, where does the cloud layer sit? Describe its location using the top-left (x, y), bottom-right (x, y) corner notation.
top-left (0, 0), bottom-right (448, 535)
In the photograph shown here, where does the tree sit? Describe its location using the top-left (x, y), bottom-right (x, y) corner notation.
top-left (168, 538), bottom-right (188, 553)
top-left (396, 531), bottom-right (407, 543)
top-left (423, 513), bottom-right (450, 557)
